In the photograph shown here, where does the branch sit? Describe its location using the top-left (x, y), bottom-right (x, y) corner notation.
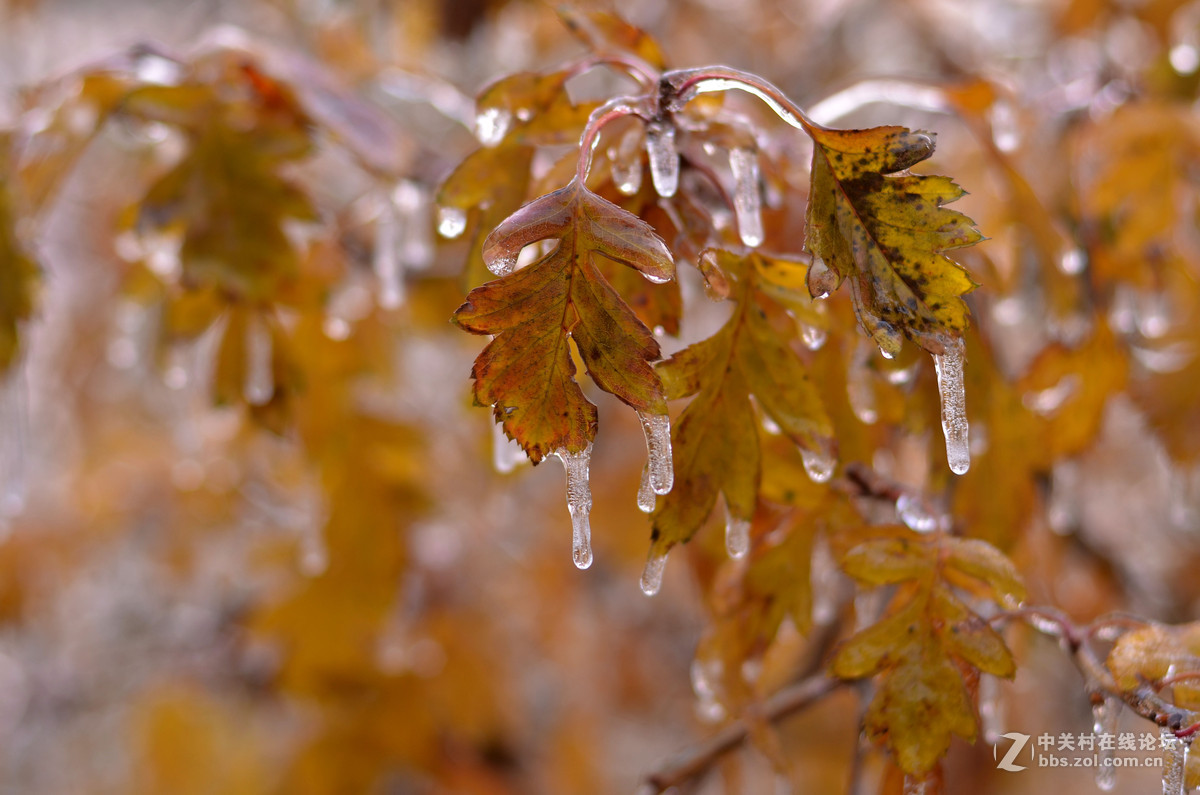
top-left (639, 673), bottom-right (840, 793)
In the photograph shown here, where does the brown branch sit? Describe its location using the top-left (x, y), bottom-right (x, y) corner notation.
top-left (639, 674), bottom-right (840, 793)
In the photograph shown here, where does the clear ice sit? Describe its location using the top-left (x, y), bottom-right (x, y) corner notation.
top-left (724, 501), bottom-right (750, 559)
top-left (1092, 696), bottom-right (1119, 791)
top-left (637, 465), bottom-right (656, 513)
top-left (897, 493), bottom-right (938, 533)
top-left (374, 193), bottom-right (404, 310)
top-left (474, 106), bottom-right (511, 147)
top-left (437, 206), bottom-right (467, 239)
top-left (801, 445), bottom-right (835, 483)
top-left (1161, 727), bottom-right (1187, 795)
top-left (729, 147), bottom-right (763, 247)
top-left (610, 126), bottom-right (644, 196)
top-left (645, 120), bottom-right (679, 198)
top-left (637, 411), bottom-right (673, 495)
top-left (640, 549), bottom-right (668, 595)
top-left (933, 336), bottom-right (971, 475)
top-left (554, 445), bottom-right (593, 569)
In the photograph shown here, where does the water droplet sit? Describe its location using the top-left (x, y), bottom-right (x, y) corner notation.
top-left (610, 125), bottom-right (644, 196)
top-left (637, 411), bottom-right (673, 495)
top-left (933, 336), bottom-right (970, 475)
top-left (801, 446), bottom-right (835, 483)
top-left (896, 493), bottom-right (938, 532)
top-left (243, 314), bottom-right (275, 406)
top-left (474, 106), bottom-right (511, 147)
top-left (807, 256), bottom-right (837, 299)
top-left (800, 323), bottom-right (826, 351)
top-left (760, 413), bottom-right (782, 435)
top-left (645, 120), bottom-right (679, 198)
top-left (729, 147), bottom-right (763, 247)
top-left (724, 502), bottom-right (750, 558)
top-left (555, 445), bottom-right (593, 570)
top-left (640, 549), bottom-right (668, 595)
top-left (437, 205), bottom-right (466, 239)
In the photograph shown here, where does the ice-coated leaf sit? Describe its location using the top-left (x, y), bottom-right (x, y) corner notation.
top-left (453, 179), bottom-right (673, 462)
top-left (803, 125), bottom-right (982, 357)
top-left (649, 250), bottom-right (833, 559)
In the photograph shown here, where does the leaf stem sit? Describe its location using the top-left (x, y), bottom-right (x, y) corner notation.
top-left (575, 96), bottom-right (649, 183)
top-left (664, 65), bottom-right (822, 135)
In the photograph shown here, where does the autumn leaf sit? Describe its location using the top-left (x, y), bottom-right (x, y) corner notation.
top-left (804, 125), bottom-right (982, 356)
top-left (452, 178), bottom-right (673, 462)
top-left (557, 6), bottom-right (666, 71)
top-left (0, 155), bottom-right (37, 372)
top-left (832, 528), bottom-right (1023, 775)
top-left (650, 249), bottom-right (833, 557)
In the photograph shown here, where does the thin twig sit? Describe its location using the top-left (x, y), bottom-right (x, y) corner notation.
top-left (639, 674), bottom-right (840, 793)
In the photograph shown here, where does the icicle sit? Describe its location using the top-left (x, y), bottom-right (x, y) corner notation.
top-left (810, 534), bottom-right (839, 624)
top-left (848, 340), bottom-right (878, 425)
top-left (0, 364), bottom-right (29, 526)
top-left (987, 99), bottom-right (1021, 153)
top-left (637, 465), bottom-right (656, 513)
top-left (729, 147), bottom-right (763, 247)
top-left (640, 549), bottom-right (668, 595)
top-left (800, 323), bottom-right (826, 351)
top-left (637, 411), bottom-right (673, 495)
top-left (1161, 727), bottom-right (1186, 795)
top-left (393, 180), bottom-right (433, 273)
top-left (896, 493), bottom-right (938, 532)
top-left (474, 106), bottom-right (511, 147)
top-left (645, 120), bottom-right (679, 198)
top-left (243, 314), bottom-right (274, 406)
top-left (554, 445), bottom-right (594, 569)
top-left (491, 421), bottom-right (526, 474)
top-left (610, 125), bottom-right (644, 196)
top-left (1137, 290), bottom-right (1171, 339)
top-left (978, 674), bottom-right (1004, 744)
top-left (1092, 695), bottom-right (1120, 791)
top-left (437, 206), bottom-right (466, 239)
top-left (801, 446), bottom-right (835, 483)
top-left (373, 191), bottom-right (405, 309)
top-left (933, 336), bottom-right (970, 475)
top-left (724, 501), bottom-right (750, 559)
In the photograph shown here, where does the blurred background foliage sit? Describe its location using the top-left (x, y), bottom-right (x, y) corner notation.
top-left (1, 0), bottom-right (1200, 793)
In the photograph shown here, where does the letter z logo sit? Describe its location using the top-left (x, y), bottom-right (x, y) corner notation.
top-left (994, 732), bottom-right (1031, 772)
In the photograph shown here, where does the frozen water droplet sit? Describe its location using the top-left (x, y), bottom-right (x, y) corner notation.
top-left (800, 323), bottom-right (826, 351)
top-left (491, 421), bottom-right (526, 474)
top-left (1058, 247), bottom-right (1086, 275)
top-left (640, 549), bottom-right (668, 595)
top-left (1137, 290), bottom-right (1171, 339)
top-left (978, 674), bottom-right (1004, 744)
top-left (134, 51), bottom-right (182, 86)
top-left (437, 205), bottom-right (466, 239)
top-left (1171, 44), bottom-right (1200, 74)
top-left (243, 314), bottom-right (274, 406)
top-left (555, 445), bottom-right (593, 569)
top-left (807, 256), bottom-right (836, 299)
top-left (637, 464), bottom-right (656, 513)
top-left (760, 413), bottom-right (782, 435)
top-left (848, 340), bottom-right (878, 425)
top-left (933, 336), bottom-right (970, 475)
top-left (729, 147), bottom-right (763, 247)
top-left (645, 120), bottom-right (679, 198)
top-left (724, 502), bottom-right (750, 558)
top-left (373, 193), bottom-right (405, 310)
top-left (1093, 695), bottom-right (1120, 791)
top-left (474, 106), bottom-right (511, 147)
top-left (1161, 727), bottom-right (1186, 795)
top-left (801, 446), bottom-right (835, 483)
top-left (1023, 374), bottom-right (1080, 416)
top-left (485, 250), bottom-right (519, 277)
top-left (393, 180), bottom-right (433, 273)
top-left (896, 493), bottom-right (938, 532)
top-left (610, 125), bottom-right (644, 196)
top-left (637, 411), bottom-right (673, 495)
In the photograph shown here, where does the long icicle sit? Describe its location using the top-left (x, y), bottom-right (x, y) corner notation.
top-left (555, 445), bottom-right (594, 569)
top-left (637, 411), bottom-right (673, 495)
top-left (933, 336), bottom-right (970, 475)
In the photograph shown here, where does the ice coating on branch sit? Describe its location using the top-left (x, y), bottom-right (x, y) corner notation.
top-left (637, 411), bottom-right (673, 495)
top-left (474, 106), bottom-right (511, 147)
top-left (640, 549), bottom-right (668, 595)
top-left (800, 323), bottom-right (826, 351)
top-left (1092, 695), bottom-right (1120, 791)
top-left (801, 446), bottom-right (834, 483)
top-left (491, 421), bottom-right (526, 474)
top-left (437, 206), bottom-right (467, 239)
top-left (554, 445), bottom-right (593, 570)
top-left (243, 314), bottom-right (274, 406)
top-left (729, 147), bottom-right (763, 247)
top-left (645, 120), bottom-right (679, 198)
top-left (934, 336), bottom-right (971, 475)
top-left (637, 465), bottom-right (656, 512)
top-left (897, 493), bottom-right (938, 533)
top-left (610, 125), bottom-right (644, 196)
top-left (724, 502), bottom-right (750, 559)
top-left (374, 192), bottom-right (404, 310)
top-left (1161, 727), bottom-right (1187, 795)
